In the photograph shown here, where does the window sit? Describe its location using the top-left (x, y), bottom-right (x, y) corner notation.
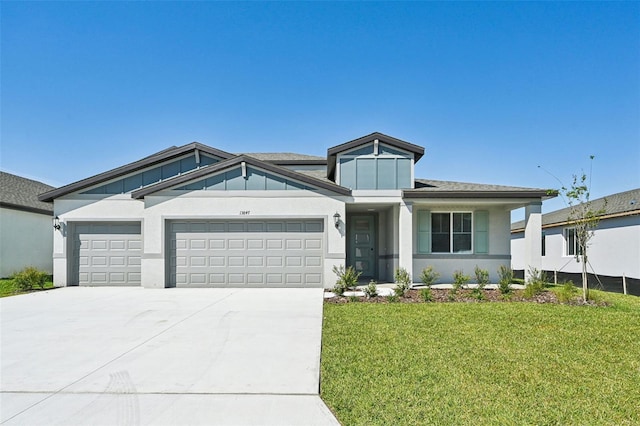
top-left (541, 231), bottom-right (546, 256)
top-left (564, 228), bottom-right (581, 256)
top-left (431, 212), bottom-right (472, 253)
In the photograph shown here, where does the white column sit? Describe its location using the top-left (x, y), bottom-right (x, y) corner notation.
top-left (524, 202), bottom-right (542, 282)
top-left (398, 201), bottom-right (414, 282)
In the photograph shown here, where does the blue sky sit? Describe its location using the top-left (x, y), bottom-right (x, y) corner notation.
top-left (2, 2), bottom-right (638, 217)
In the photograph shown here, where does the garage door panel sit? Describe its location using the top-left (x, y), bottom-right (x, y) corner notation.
top-left (190, 239), bottom-right (207, 250)
top-left (72, 222), bottom-right (141, 286)
top-left (267, 274), bottom-right (284, 285)
top-left (228, 239), bottom-right (245, 250)
top-left (169, 219), bottom-right (324, 287)
top-left (209, 239), bottom-right (225, 249)
top-left (267, 240), bottom-right (283, 250)
top-left (228, 256), bottom-right (245, 267)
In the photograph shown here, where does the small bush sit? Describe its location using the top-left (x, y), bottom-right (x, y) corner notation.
top-left (452, 270), bottom-right (470, 293)
top-left (557, 280), bottom-right (578, 303)
top-left (586, 290), bottom-right (603, 303)
top-left (332, 265), bottom-right (362, 296)
top-left (419, 266), bottom-right (440, 287)
top-left (348, 295), bottom-right (359, 303)
top-left (419, 287), bottom-right (433, 302)
top-left (12, 267), bottom-right (48, 292)
top-left (363, 280), bottom-right (378, 298)
top-left (394, 267), bottom-right (412, 297)
top-left (387, 294), bottom-right (400, 303)
top-left (524, 267), bottom-right (547, 298)
top-left (474, 266), bottom-right (490, 288)
top-left (497, 265), bottom-right (513, 295)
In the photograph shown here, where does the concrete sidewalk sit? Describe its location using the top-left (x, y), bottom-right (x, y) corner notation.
top-left (0, 287), bottom-right (339, 425)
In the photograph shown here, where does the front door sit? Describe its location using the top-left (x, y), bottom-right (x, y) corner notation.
top-left (348, 215), bottom-right (376, 279)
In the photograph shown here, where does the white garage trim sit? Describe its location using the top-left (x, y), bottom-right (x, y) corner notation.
top-left (167, 219), bottom-right (325, 288)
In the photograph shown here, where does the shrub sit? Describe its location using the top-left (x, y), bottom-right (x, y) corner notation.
top-left (523, 267), bottom-right (547, 298)
top-left (12, 267), bottom-right (49, 292)
top-left (332, 265), bottom-right (362, 296)
top-left (474, 266), bottom-right (490, 288)
top-left (348, 295), bottom-right (359, 303)
top-left (419, 287), bottom-right (433, 302)
top-left (452, 270), bottom-right (470, 293)
top-left (387, 294), bottom-right (399, 303)
top-left (557, 280), bottom-right (578, 303)
top-left (363, 280), bottom-right (378, 298)
top-left (497, 265), bottom-right (513, 295)
top-left (394, 267), bottom-right (412, 297)
top-left (419, 266), bottom-right (440, 287)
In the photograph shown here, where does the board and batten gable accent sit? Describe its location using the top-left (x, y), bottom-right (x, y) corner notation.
top-left (337, 141), bottom-right (414, 190)
top-left (132, 155), bottom-right (351, 199)
top-left (82, 153), bottom-right (220, 195)
top-left (176, 164), bottom-right (314, 192)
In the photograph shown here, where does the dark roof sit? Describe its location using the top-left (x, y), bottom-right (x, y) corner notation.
top-left (403, 179), bottom-right (553, 199)
top-left (38, 143), bottom-right (234, 202)
top-left (131, 155), bottom-right (351, 199)
top-left (0, 172), bottom-right (54, 215)
top-left (241, 153), bottom-right (327, 165)
top-left (327, 132), bottom-right (425, 180)
top-left (511, 187), bottom-right (640, 231)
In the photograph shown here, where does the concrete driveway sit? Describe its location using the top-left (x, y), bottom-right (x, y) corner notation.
top-left (0, 287), bottom-right (339, 425)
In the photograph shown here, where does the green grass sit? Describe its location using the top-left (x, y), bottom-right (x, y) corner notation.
top-left (0, 279), bottom-right (54, 297)
top-left (321, 290), bottom-right (640, 425)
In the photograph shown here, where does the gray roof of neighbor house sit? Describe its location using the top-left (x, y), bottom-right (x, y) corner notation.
top-left (511, 187), bottom-right (640, 231)
top-left (0, 172), bottom-right (54, 215)
top-left (241, 153), bottom-right (326, 165)
top-left (403, 179), bottom-right (553, 199)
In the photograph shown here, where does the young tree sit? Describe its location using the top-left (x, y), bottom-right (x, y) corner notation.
top-left (559, 164), bottom-right (606, 302)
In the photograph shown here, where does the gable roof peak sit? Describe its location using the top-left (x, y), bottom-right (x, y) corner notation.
top-left (326, 132), bottom-right (425, 180)
top-left (38, 141), bottom-right (235, 202)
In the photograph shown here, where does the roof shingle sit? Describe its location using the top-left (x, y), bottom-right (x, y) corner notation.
top-left (0, 172), bottom-right (54, 215)
top-left (511, 188), bottom-right (640, 231)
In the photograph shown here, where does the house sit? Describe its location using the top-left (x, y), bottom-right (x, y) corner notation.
top-left (39, 132), bottom-right (551, 288)
top-left (0, 172), bottom-right (54, 277)
top-left (511, 188), bottom-right (640, 295)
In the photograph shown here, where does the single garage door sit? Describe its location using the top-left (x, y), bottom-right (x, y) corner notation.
top-left (71, 222), bottom-right (142, 286)
top-left (168, 219), bottom-right (324, 287)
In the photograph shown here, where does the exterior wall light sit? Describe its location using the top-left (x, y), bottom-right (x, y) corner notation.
top-left (333, 212), bottom-right (341, 228)
top-left (53, 216), bottom-right (61, 230)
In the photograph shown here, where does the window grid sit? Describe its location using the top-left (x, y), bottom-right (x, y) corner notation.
top-left (432, 212), bottom-right (473, 254)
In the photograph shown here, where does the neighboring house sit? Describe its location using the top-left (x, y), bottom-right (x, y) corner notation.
top-left (511, 188), bottom-right (640, 295)
top-left (0, 172), bottom-right (54, 277)
top-left (39, 132), bottom-right (551, 288)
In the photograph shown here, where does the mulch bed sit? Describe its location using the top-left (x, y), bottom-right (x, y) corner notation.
top-left (325, 288), bottom-right (608, 306)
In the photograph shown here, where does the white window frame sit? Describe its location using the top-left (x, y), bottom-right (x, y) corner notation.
top-left (431, 211), bottom-right (473, 254)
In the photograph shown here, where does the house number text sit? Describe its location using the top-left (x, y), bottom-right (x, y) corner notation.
top-left (240, 211), bottom-right (251, 215)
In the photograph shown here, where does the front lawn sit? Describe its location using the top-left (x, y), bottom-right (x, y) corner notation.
top-left (0, 279), bottom-right (54, 297)
top-left (321, 291), bottom-right (640, 425)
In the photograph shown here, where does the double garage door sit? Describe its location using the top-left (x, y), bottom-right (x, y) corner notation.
top-left (168, 219), bottom-right (324, 287)
top-left (71, 222), bottom-right (141, 286)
